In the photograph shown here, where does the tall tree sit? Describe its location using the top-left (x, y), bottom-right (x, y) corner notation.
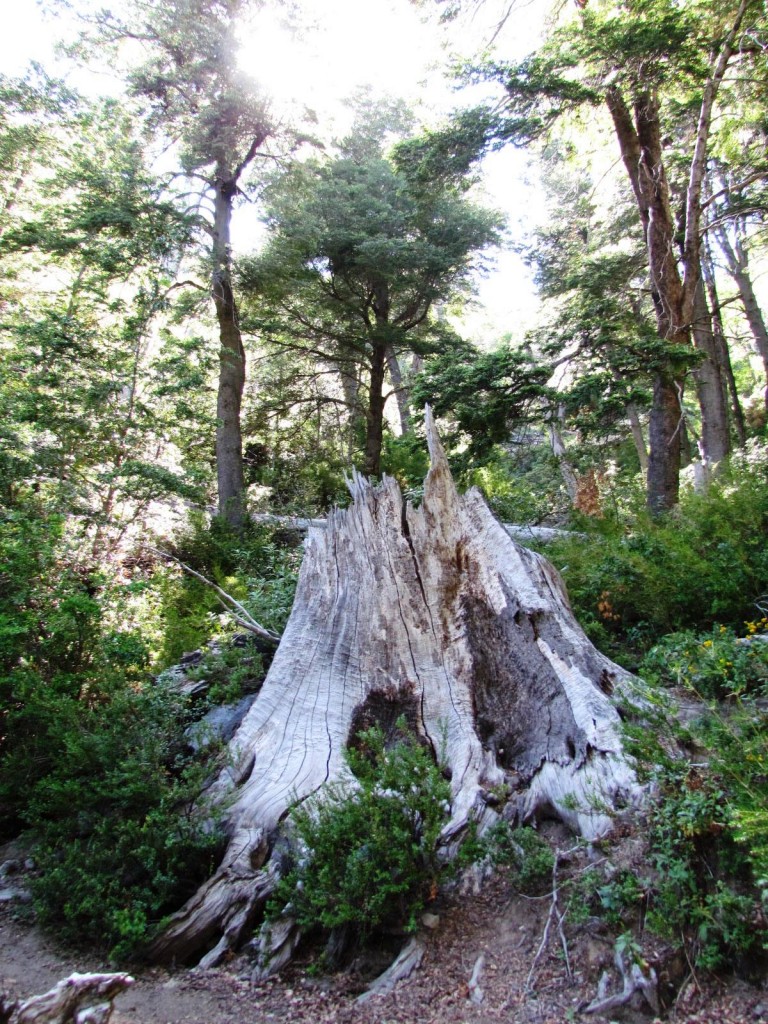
top-left (0, 90), bottom-right (202, 552)
top-left (87, 0), bottom-right (277, 527)
top-left (441, 0), bottom-right (763, 510)
top-left (245, 147), bottom-right (501, 477)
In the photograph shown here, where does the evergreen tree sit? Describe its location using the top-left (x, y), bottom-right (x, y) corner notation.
top-left (244, 141), bottom-right (502, 477)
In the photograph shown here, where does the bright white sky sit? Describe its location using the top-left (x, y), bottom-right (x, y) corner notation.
top-left (3, 0), bottom-right (548, 340)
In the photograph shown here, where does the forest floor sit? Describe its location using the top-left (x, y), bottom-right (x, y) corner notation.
top-left (1, 829), bottom-right (766, 1024)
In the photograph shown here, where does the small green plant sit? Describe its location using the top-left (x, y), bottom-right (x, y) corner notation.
top-left (597, 870), bottom-right (647, 928)
top-left (268, 722), bottom-right (451, 941)
top-left (187, 643), bottom-right (265, 705)
top-left (484, 822), bottom-right (555, 895)
top-left (622, 683), bottom-right (768, 972)
top-left (641, 623), bottom-right (768, 700)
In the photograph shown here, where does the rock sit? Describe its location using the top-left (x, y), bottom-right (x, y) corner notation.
top-left (186, 694), bottom-right (259, 752)
top-left (421, 913), bottom-right (440, 930)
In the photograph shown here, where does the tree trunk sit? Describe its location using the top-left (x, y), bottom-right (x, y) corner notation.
top-left (606, 86), bottom-right (687, 512)
top-left (626, 402), bottom-right (649, 476)
top-left (647, 371), bottom-right (684, 513)
top-left (604, 0), bottom-right (747, 509)
top-left (364, 339), bottom-right (387, 478)
top-left (333, 356), bottom-right (364, 457)
top-left (385, 344), bottom-right (411, 435)
top-left (213, 175), bottom-right (247, 529)
top-left (689, 274), bottom-right (730, 471)
top-left (718, 227), bottom-right (768, 412)
top-left (702, 244), bottom-right (747, 446)
top-left (151, 409), bottom-right (642, 968)
top-left (547, 409), bottom-right (579, 503)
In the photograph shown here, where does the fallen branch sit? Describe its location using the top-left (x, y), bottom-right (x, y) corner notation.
top-left (583, 943), bottom-right (659, 1016)
top-left (525, 846), bottom-right (577, 994)
top-left (251, 512), bottom-right (582, 544)
top-left (3, 972), bottom-right (133, 1024)
top-left (147, 547), bottom-right (281, 647)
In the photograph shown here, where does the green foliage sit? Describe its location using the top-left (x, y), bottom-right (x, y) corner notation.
top-left (381, 433), bottom-right (430, 495)
top-left (155, 514), bottom-right (300, 666)
top-left (622, 686), bottom-right (768, 971)
top-left (269, 723), bottom-right (451, 940)
top-left (26, 678), bottom-right (225, 961)
top-left (467, 442), bottom-right (570, 524)
top-left (538, 441), bottom-right (768, 664)
top-left (0, 498), bottom-right (225, 959)
top-left (412, 337), bottom-right (550, 468)
top-left (641, 623), bottom-right (768, 700)
top-left (483, 822), bottom-right (555, 895)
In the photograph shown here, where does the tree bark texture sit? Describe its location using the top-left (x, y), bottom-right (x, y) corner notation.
top-left (717, 224), bottom-right (768, 411)
top-left (689, 275), bottom-right (730, 470)
top-left (363, 339), bottom-right (386, 478)
top-left (213, 176), bottom-right (247, 529)
top-left (151, 410), bottom-right (641, 966)
top-left (603, 0), bottom-right (746, 508)
top-left (385, 343), bottom-right (412, 435)
top-left (702, 245), bottom-right (747, 445)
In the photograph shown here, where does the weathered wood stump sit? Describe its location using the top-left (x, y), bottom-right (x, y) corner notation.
top-left (151, 409), bottom-right (642, 965)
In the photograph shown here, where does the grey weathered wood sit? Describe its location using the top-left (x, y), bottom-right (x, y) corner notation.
top-left (356, 937), bottom-right (426, 1005)
top-left (252, 512), bottom-right (580, 544)
top-left (152, 408), bottom-right (641, 966)
top-left (4, 973), bottom-right (132, 1024)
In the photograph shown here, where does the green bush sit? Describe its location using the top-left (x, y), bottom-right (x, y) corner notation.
top-left (538, 440), bottom-right (768, 665)
top-left (622, 683), bottom-right (768, 972)
top-left (641, 623), bottom-right (768, 700)
top-left (269, 723), bottom-right (451, 940)
top-left (154, 514), bottom-right (300, 667)
top-left (25, 678), bottom-right (226, 961)
top-left (483, 822), bottom-right (555, 895)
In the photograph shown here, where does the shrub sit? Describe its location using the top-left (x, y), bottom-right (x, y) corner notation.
top-left (537, 440), bottom-right (768, 666)
top-left (25, 679), bottom-right (225, 961)
top-left (622, 682), bottom-right (768, 972)
top-left (154, 515), bottom-right (301, 667)
top-left (641, 623), bottom-right (768, 700)
top-left (484, 822), bottom-right (555, 895)
top-left (269, 723), bottom-right (451, 940)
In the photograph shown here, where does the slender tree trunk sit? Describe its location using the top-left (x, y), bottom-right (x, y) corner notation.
top-left (606, 86), bottom-right (686, 512)
top-left (547, 406), bottom-right (578, 503)
top-left (385, 344), bottom-right (411, 435)
top-left (702, 246), bottom-right (747, 445)
top-left (626, 403), bottom-right (649, 475)
top-left (212, 175), bottom-right (246, 528)
top-left (333, 357), bottom-right (365, 458)
top-left (718, 228), bottom-right (768, 411)
top-left (690, 274), bottom-right (730, 469)
top-left (364, 339), bottom-right (387, 477)
top-left (603, 0), bottom-right (746, 508)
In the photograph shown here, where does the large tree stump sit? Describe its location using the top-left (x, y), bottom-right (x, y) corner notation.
top-left (152, 409), bottom-right (642, 965)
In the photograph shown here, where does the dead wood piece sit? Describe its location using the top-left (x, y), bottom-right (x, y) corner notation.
top-left (356, 936), bottom-right (427, 1005)
top-left (468, 953), bottom-right (485, 1005)
top-left (152, 406), bottom-right (643, 967)
top-left (7, 973), bottom-right (133, 1024)
top-left (583, 945), bottom-right (659, 1017)
top-left (525, 847), bottom-right (574, 994)
top-left (251, 916), bottom-right (302, 983)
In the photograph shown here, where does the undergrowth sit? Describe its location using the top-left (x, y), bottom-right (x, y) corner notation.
top-left (268, 722), bottom-right (451, 943)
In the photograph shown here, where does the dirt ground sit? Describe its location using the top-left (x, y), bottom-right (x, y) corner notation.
top-left (1, 834), bottom-right (766, 1024)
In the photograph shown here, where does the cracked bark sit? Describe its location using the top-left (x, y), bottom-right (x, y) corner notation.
top-left (150, 409), bottom-right (642, 967)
